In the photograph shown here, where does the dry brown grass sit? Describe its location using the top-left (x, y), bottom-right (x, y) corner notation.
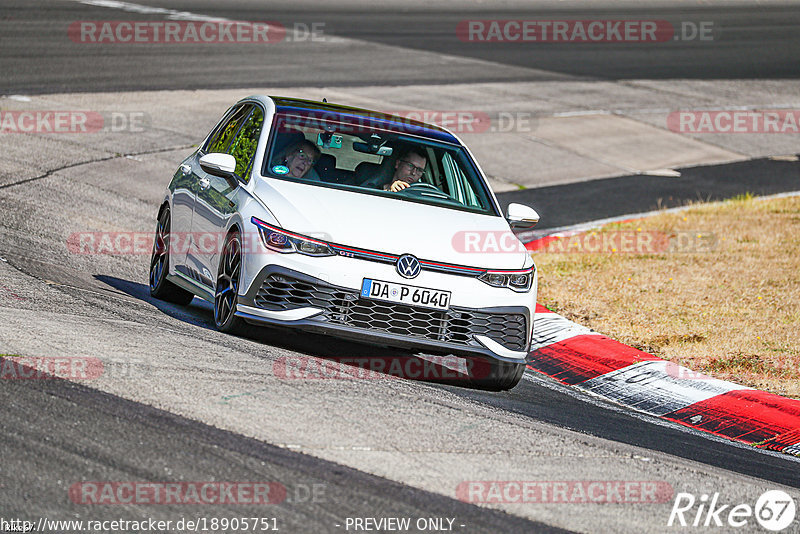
top-left (533, 193), bottom-right (800, 398)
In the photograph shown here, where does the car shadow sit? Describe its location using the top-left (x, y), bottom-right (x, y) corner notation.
top-left (95, 274), bottom-right (218, 330)
top-left (95, 274), bottom-right (480, 388)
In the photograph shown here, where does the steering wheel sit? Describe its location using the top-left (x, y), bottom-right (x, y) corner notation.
top-left (398, 181), bottom-right (451, 200)
top-left (406, 182), bottom-right (442, 192)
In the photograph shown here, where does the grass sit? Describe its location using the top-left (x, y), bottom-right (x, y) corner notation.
top-left (532, 194), bottom-right (800, 398)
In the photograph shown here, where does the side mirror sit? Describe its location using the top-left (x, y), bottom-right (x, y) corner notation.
top-left (199, 153), bottom-right (237, 179)
top-left (506, 203), bottom-right (540, 229)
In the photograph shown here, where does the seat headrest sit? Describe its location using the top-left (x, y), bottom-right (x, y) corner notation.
top-left (316, 153), bottom-right (336, 171)
top-left (354, 161), bottom-right (382, 183)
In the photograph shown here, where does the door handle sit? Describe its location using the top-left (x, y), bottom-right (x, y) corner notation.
top-left (198, 177), bottom-right (211, 190)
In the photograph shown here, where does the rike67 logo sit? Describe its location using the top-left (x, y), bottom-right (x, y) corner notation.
top-left (668, 490), bottom-right (796, 531)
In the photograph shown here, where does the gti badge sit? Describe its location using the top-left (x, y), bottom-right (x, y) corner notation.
top-left (396, 254), bottom-right (421, 279)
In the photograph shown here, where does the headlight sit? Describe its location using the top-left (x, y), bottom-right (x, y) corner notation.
top-left (251, 217), bottom-right (335, 257)
top-left (478, 267), bottom-right (534, 292)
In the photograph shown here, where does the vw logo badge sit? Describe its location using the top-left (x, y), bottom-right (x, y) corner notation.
top-left (396, 254), bottom-right (421, 279)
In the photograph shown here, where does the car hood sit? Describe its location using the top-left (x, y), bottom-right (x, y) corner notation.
top-left (251, 178), bottom-right (530, 270)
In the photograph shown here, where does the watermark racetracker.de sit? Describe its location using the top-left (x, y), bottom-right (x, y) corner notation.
top-left (457, 480), bottom-right (674, 504)
top-left (69, 480), bottom-right (325, 505)
top-left (272, 355), bottom-right (488, 382)
top-left (71, 481), bottom-right (284, 505)
top-left (457, 20), bottom-right (717, 42)
top-left (450, 229), bottom-right (717, 255)
top-left (280, 109), bottom-right (538, 134)
top-left (66, 229), bottom-right (717, 257)
top-left (0, 355), bottom-right (173, 381)
top-left (68, 20), bottom-right (326, 44)
top-left (0, 355), bottom-right (104, 380)
top-left (668, 110), bottom-right (800, 134)
top-left (68, 231), bottom-right (286, 256)
top-left (0, 111), bottom-right (151, 134)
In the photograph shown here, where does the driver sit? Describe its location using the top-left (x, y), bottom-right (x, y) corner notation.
top-left (383, 148), bottom-right (427, 192)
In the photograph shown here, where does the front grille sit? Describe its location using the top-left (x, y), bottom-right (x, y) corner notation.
top-left (254, 275), bottom-right (348, 311)
top-left (254, 274), bottom-right (527, 351)
top-left (333, 300), bottom-right (448, 341)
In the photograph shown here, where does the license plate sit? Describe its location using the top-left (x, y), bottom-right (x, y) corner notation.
top-left (360, 279), bottom-right (451, 311)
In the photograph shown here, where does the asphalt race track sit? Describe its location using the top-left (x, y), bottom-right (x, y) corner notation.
top-left (1, 1), bottom-right (800, 533)
top-left (3, 0), bottom-right (800, 93)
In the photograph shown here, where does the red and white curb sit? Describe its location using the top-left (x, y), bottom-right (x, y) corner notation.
top-left (520, 193), bottom-right (800, 454)
top-left (526, 303), bottom-right (800, 455)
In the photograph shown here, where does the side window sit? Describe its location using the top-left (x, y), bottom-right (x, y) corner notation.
top-left (228, 106), bottom-right (264, 180)
top-left (441, 152), bottom-right (481, 208)
top-left (205, 105), bottom-right (251, 154)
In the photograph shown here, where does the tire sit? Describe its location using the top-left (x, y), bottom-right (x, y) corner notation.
top-left (470, 360), bottom-right (526, 391)
top-left (149, 207), bottom-right (195, 305)
top-left (214, 230), bottom-right (246, 335)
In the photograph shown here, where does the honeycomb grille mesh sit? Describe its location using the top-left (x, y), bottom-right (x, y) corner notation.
top-left (255, 274), bottom-right (527, 350)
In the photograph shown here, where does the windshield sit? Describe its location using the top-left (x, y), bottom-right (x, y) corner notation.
top-left (261, 112), bottom-right (498, 215)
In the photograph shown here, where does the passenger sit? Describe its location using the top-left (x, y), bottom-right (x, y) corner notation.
top-left (383, 148), bottom-right (428, 192)
top-left (279, 140), bottom-right (321, 179)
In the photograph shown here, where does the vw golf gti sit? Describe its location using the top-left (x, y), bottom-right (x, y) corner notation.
top-left (149, 96), bottom-right (540, 390)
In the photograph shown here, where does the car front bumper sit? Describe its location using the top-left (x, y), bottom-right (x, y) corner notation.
top-left (236, 265), bottom-right (531, 363)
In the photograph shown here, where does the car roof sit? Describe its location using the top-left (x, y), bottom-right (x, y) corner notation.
top-left (265, 96), bottom-right (461, 145)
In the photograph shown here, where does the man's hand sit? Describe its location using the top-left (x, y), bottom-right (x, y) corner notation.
top-left (387, 180), bottom-right (411, 192)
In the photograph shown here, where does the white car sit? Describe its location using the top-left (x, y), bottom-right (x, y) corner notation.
top-left (149, 96), bottom-right (539, 390)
